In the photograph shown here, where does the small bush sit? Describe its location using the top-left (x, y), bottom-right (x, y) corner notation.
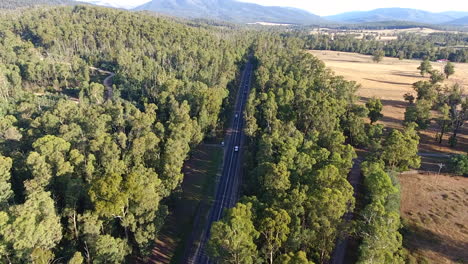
top-left (448, 154), bottom-right (468, 176)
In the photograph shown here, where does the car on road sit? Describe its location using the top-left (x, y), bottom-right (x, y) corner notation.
top-left (234, 146), bottom-right (239, 152)
top-left (235, 113), bottom-right (238, 118)
top-left (221, 141), bottom-right (224, 147)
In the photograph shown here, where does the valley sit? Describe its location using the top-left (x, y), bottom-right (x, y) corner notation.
top-left (0, 2), bottom-right (466, 264)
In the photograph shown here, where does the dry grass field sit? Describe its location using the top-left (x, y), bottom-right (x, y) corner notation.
top-left (310, 50), bottom-right (468, 154)
top-left (399, 173), bottom-right (468, 264)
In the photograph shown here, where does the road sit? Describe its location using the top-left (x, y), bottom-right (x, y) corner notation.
top-left (89, 66), bottom-right (115, 100)
top-left (330, 158), bottom-right (363, 264)
top-left (186, 62), bottom-right (253, 264)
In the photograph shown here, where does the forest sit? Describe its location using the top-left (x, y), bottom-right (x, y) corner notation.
top-left (0, 4), bottom-right (429, 264)
top-left (0, 5), bottom-right (249, 263)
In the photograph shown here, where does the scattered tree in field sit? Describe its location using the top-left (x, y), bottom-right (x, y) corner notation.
top-left (435, 104), bottom-right (450, 144)
top-left (448, 97), bottom-right (467, 147)
top-left (365, 97), bottom-right (383, 124)
top-left (444, 61), bottom-right (455, 79)
top-left (208, 203), bottom-right (259, 264)
top-left (404, 99), bottom-right (431, 129)
top-left (381, 124), bottom-right (420, 171)
top-left (372, 50), bottom-right (384, 63)
top-left (417, 59), bottom-right (432, 76)
top-left (403, 93), bottom-right (415, 104)
top-left (412, 81), bottom-right (437, 101)
top-left (448, 154), bottom-right (468, 176)
top-left (429, 69), bottom-right (445, 84)
top-left (440, 84), bottom-right (468, 147)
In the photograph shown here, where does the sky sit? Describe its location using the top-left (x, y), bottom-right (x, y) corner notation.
top-left (80, 0), bottom-right (468, 16)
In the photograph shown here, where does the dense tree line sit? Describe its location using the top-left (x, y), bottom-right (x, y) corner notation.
top-left (0, 6), bottom-right (249, 263)
top-left (302, 32), bottom-right (468, 62)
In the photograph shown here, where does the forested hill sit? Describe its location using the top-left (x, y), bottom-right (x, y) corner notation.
top-left (0, 0), bottom-right (75, 9)
top-left (446, 16), bottom-right (468, 25)
top-left (0, 5), bottom-right (249, 262)
top-left (326, 8), bottom-right (468, 24)
top-left (134, 0), bottom-right (326, 24)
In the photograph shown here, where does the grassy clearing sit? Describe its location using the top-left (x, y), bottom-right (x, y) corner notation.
top-left (309, 50), bottom-right (468, 154)
top-left (149, 145), bottom-right (223, 264)
top-left (399, 173), bottom-right (468, 264)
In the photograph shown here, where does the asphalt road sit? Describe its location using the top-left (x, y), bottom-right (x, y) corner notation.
top-left (187, 62), bottom-right (253, 264)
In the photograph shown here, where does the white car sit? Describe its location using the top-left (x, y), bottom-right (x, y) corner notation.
top-left (234, 146), bottom-right (239, 152)
top-left (221, 141), bottom-right (224, 147)
top-left (235, 113), bottom-right (238, 118)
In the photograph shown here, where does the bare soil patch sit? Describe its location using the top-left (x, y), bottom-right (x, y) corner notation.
top-left (310, 50), bottom-right (468, 154)
top-left (399, 173), bottom-right (468, 264)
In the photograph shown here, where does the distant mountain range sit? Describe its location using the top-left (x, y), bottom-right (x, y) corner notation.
top-left (1, 1), bottom-right (467, 26)
top-left (445, 16), bottom-right (468, 25)
top-left (326, 8), bottom-right (468, 25)
top-left (133, 0), bottom-right (325, 24)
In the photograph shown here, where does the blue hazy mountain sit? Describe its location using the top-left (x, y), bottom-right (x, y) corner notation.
top-left (444, 16), bottom-right (468, 25)
top-left (133, 0), bottom-right (326, 24)
top-left (326, 8), bottom-right (468, 24)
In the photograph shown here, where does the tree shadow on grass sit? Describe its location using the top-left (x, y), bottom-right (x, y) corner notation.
top-left (359, 96), bottom-right (409, 109)
top-left (325, 58), bottom-right (369, 63)
top-left (363, 78), bottom-right (412, 86)
top-left (402, 222), bottom-right (468, 263)
top-left (391, 70), bottom-right (424, 79)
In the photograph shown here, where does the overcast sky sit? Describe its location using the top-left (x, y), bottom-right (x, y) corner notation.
top-left (81, 0), bottom-right (468, 16)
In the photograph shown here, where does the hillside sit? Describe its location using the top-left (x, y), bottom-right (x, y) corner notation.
top-left (445, 16), bottom-right (468, 25)
top-left (326, 8), bottom-right (465, 24)
top-left (133, 0), bottom-right (325, 24)
top-left (0, 0), bottom-right (75, 9)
